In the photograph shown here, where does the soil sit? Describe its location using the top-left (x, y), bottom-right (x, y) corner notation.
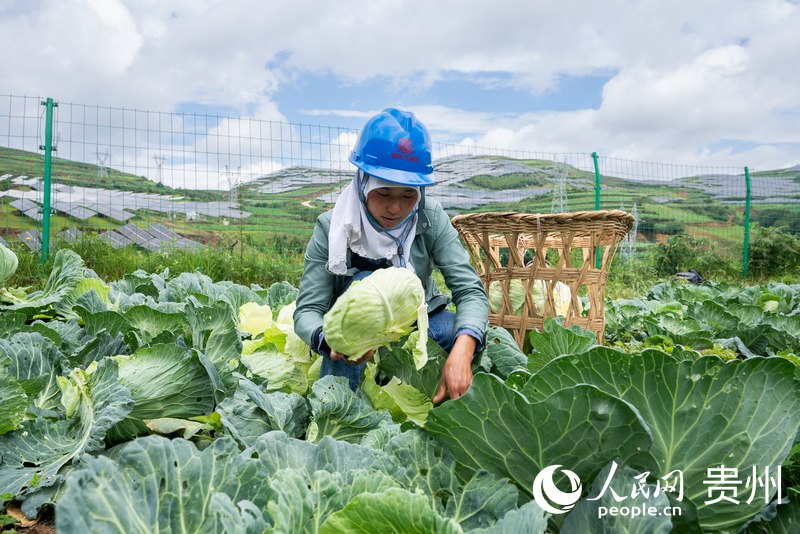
top-left (4, 504), bottom-right (56, 533)
top-left (11, 522), bottom-right (56, 534)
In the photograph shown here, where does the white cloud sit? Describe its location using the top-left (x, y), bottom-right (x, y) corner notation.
top-left (328, 131), bottom-right (359, 170)
top-left (0, 0), bottom-right (798, 170)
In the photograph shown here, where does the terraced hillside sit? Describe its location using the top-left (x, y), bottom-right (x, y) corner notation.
top-left (2, 146), bottom-right (799, 257)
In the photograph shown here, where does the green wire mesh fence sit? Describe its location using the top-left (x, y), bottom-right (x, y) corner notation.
top-left (2, 94), bottom-right (798, 278)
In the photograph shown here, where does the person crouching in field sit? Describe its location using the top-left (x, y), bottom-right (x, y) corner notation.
top-left (293, 107), bottom-right (488, 403)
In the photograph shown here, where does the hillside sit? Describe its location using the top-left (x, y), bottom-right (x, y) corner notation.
top-left (2, 146), bottom-right (799, 256)
top-left (0, 146), bottom-right (178, 195)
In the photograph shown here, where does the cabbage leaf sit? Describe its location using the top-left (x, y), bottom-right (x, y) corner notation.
top-left (0, 358), bottom-right (133, 514)
top-left (527, 350), bottom-right (800, 532)
top-left (0, 249), bottom-right (85, 314)
top-left (306, 375), bottom-right (392, 444)
top-left (56, 436), bottom-right (271, 533)
top-left (425, 373), bottom-right (652, 498)
top-left (0, 242), bottom-right (18, 284)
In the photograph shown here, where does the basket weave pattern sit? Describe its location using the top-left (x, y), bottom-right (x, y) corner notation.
top-left (451, 210), bottom-right (634, 347)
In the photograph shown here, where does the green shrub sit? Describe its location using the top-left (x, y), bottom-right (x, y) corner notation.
top-left (650, 234), bottom-right (737, 278)
top-left (702, 204), bottom-right (734, 223)
top-left (638, 217), bottom-right (686, 240)
top-left (748, 226), bottom-right (800, 278)
top-left (751, 208), bottom-right (800, 234)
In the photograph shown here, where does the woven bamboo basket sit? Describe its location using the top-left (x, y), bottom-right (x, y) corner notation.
top-left (451, 210), bottom-right (634, 348)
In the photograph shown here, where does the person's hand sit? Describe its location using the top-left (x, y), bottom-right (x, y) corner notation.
top-left (433, 335), bottom-right (477, 404)
top-left (330, 349), bottom-right (375, 366)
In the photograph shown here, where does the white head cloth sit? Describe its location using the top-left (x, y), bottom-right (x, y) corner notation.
top-left (327, 171), bottom-right (420, 275)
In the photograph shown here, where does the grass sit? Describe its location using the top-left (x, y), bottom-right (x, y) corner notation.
top-left (462, 172), bottom-right (549, 190)
top-left (7, 235), bottom-right (305, 289)
top-left (605, 257), bottom-right (661, 299)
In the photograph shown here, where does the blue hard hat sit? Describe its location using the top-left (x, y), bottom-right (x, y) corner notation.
top-left (349, 108), bottom-right (435, 186)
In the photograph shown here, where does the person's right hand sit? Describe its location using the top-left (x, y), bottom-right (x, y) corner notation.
top-left (330, 349), bottom-right (374, 366)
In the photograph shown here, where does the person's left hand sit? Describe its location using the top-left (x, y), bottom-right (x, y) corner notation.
top-left (330, 349), bottom-right (375, 366)
top-left (433, 334), bottom-right (477, 404)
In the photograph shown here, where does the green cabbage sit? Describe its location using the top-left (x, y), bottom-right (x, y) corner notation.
top-left (238, 302), bottom-right (273, 337)
top-left (276, 301), bottom-right (311, 361)
top-left (361, 362), bottom-right (433, 425)
top-left (241, 350), bottom-right (309, 395)
top-left (323, 267), bottom-right (428, 369)
top-left (489, 279), bottom-right (581, 317)
top-left (0, 242), bottom-right (18, 284)
top-left (106, 344), bottom-right (216, 442)
top-left (488, 280), bottom-right (525, 314)
top-left (550, 281), bottom-right (581, 316)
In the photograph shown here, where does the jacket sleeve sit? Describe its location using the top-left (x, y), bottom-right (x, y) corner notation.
top-left (428, 205), bottom-right (489, 341)
top-left (293, 218), bottom-right (336, 349)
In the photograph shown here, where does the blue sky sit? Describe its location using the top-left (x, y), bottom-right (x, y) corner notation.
top-left (273, 71), bottom-right (610, 129)
top-left (1, 0), bottom-right (799, 171)
top-left (172, 69), bottom-right (611, 137)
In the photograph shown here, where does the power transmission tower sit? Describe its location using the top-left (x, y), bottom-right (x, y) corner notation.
top-left (550, 160), bottom-right (569, 213)
top-left (153, 154), bottom-right (166, 185)
top-left (96, 149), bottom-right (109, 180)
top-left (225, 164), bottom-right (240, 205)
top-left (620, 203), bottom-right (639, 261)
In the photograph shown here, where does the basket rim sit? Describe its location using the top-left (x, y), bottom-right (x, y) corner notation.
top-left (451, 209), bottom-right (634, 236)
top-left (451, 209), bottom-right (634, 224)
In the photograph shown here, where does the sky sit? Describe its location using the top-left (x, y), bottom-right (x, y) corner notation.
top-left (1, 0), bottom-right (799, 173)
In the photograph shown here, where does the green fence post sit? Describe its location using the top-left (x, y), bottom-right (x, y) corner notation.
top-left (592, 152), bottom-right (601, 211)
top-left (742, 166), bottom-right (751, 280)
top-left (40, 97), bottom-right (57, 265)
top-left (592, 152), bottom-right (602, 268)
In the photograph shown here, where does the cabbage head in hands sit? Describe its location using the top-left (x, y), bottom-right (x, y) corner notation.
top-left (322, 267), bottom-right (429, 369)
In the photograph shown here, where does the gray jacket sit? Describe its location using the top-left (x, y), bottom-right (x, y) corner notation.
top-left (293, 197), bottom-right (488, 349)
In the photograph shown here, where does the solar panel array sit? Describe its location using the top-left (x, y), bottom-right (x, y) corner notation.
top-left (9, 198), bottom-right (40, 212)
top-left (147, 223), bottom-right (204, 251)
top-left (51, 200), bottom-right (97, 221)
top-left (1, 175), bottom-right (237, 253)
top-left (57, 227), bottom-right (83, 242)
top-left (23, 209), bottom-right (43, 222)
top-left (99, 229), bottom-right (132, 249)
top-left (19, 229), bottom-right (42, 252)
top-left (89, 204), bottom-right (136, 222)
top-left (4, 176), bottom-right (252, 222)
top-left (115, 223), bottom-right (204, 252)
top-left (11, 221), bottom-right (203, 253)
top-left (117, 224), bottom-right (162, 251)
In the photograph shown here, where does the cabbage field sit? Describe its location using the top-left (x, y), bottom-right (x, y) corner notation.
top-left (1, 248), bottom-right (799, 533)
